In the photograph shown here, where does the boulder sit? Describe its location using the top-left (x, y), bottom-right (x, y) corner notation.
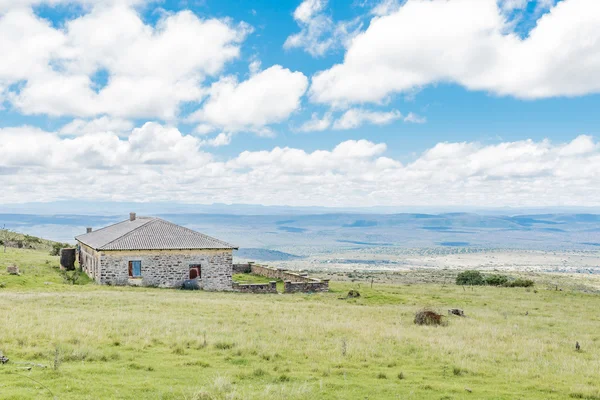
top-left (6, 265), bottom-right (19, 275)
top-left (448, 308), bottom-right (465, 317)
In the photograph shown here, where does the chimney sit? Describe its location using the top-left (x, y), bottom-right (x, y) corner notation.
top-left (130, 212), bottom-right (136, 221)
top-left (86, 227), bottom-right (92, 233)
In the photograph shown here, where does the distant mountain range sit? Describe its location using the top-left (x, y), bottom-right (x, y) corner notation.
top-left (1, 200), bottom-right (599, 216)
top-left (1, 211), bottom-right (599, 252)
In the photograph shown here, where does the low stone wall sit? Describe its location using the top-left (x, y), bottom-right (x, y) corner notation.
top-left (248, 263), bottom-right (329, 293)
top-left (251, 264), bottom-right (315, 283)
top-left (232, 263), bottom-right (252, 274)
top-left (232, 281), bottom-right (277, 294)
top-left (284, 280), bottom-right (330, 293)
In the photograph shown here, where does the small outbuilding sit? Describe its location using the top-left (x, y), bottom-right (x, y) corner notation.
top-left (75, 213), bottom-right (237, 290)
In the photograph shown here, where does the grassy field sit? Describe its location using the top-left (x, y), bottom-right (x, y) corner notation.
top-left (1, 248), bottom-right (600, 399)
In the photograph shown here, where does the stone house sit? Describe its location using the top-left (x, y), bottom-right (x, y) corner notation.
top-left (75, 213), bottom-right (237, 290)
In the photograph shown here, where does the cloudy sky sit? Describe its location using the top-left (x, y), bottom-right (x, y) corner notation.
top-left (1, 0), bottom-right (599, 208)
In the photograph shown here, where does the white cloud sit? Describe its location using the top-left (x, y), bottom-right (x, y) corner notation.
top-left (498, 0), bottom-right (555, 12)
top-left (298, 108), bottom-right (421, 131)
top-left (293, 0), bottom-right (326, 23)
top-left (284, 0), bottom-right (362, 56)
top-left (297, 112), bottom-right (333, 132)
top-left (0, 122), bottom-right (206, 170)
top-left (1, 5), bottom-right (249, 119)
top-left (59, 117), bottom-right (134, 135)
top-left (371, 0), bottom-right (401, 16)
top-left (0, 0), bottom-right (149, 13)
top-left (189, 65), bottom-right (308, 134)
top-left (1, 125), bottom-right (598, 207)
top-left (332, 108), bottom-right (402, 130)
top-left (403, 112), bottom-right (426, 124)
top-left (200, 132), bottom-right (232, 147)
top-left (310, 0), bottom-right (600, 106)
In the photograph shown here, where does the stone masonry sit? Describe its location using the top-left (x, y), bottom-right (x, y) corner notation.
top-left (284, 281), bottom-right (329, 293)
top-left (81, 248), bottom-right (233, 290)
top-left (232, 262), bottom-right (329, 293)
top-left (232, 281), bottom-right (277, 293)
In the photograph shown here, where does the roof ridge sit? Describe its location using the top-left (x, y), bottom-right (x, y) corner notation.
top-left (97, 217), bottom-right (156, 250)
top-left (153, 218), bottom-right (236, 248)
top-left (74, 219), bottom-right (128, 240)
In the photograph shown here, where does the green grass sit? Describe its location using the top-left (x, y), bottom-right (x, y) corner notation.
top-left (0, 247), bottom-right (91, 289)
top-left (233, 273), bottom-right (284, 292)
top-left (1, 248), bottom-right (600, 399)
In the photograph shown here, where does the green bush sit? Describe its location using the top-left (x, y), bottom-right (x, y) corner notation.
top-left (485, 274), bottom-right (509, 286)
top-left (456, 270), bottom-right (485, 285)
top-left (506, 278), bottom-right (534, 288)
top-left (50, 242), bottom-right (69, 256)
top-left (456, 271), bottom-right (534, 288)
top-left (60, 270), bottom-right (81, 285)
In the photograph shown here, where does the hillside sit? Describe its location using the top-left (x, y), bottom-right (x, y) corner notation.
top-left (1, 247), bottom-right (600, 399)
top-left (0, 228), bottom-right (66, 253)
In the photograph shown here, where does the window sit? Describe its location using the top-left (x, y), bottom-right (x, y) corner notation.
top-left (128, 260), bottom-right (142, 278)
top-left (189, 264), bottom-right (201, 279)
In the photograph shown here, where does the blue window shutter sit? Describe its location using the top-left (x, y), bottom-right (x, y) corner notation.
top-left (132, 261), bottom-right (141, 277)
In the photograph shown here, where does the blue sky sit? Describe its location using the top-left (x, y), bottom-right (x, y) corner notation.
top-left (1, 0), bottom-right (599, 207)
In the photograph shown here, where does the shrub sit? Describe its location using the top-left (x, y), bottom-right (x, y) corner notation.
top-left (60, 270), bottom-right (81, 285)
top-left (50, 242), bottom-right (69, 256)
top-left (456, 272), bottom-right (533, 288)
top-left (485, 274), bottom-right (509, 286)
top-left (214, 341), bottom-right (235, 350)
top-left (506, 278), bottom-right (534, 288)
top-left (414, 310), bottom-right (445, 326)
top-left (275, 374), bottom-right (290, 382)
top-left (456, 271), bottom-right (485, 286)
top-left (252, 368), bottom-right (267, 377)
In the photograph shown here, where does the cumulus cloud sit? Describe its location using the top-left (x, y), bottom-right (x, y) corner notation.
top-left (298, 108), bottom-right (414, 132)
top-left (200, 132), bottom-right (233, 147)
top-left (0, 5), bottom-right (249, 119)
top-left (59, 117), bottom-right (134, 136)
top-left (284, 0), bottom-right (362, 56)
top-left (1, 125), bottom-right (598, 207)
top-left (0, 123), bottom-right (207, 170)
top-left (297, 112), bottom-right (333, 132)
top-left (189, 65), bottom-right (308, 134)
top-left (332, 108), bottom-right (402, 130)
top-left (310, 0), bottom-right (600, 106)
top-left (0, 0), bottom-right (148, 13)
top-left (370, 0), bottom-right (401, 16)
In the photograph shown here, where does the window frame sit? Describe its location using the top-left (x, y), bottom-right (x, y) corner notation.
top-left (128, 260), bottom-right (142, 278)
top-left (189, 264), bottom-right (202, 280)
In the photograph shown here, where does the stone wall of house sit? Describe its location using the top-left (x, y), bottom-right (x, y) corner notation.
top-left (98, 249), bottom-right (233, 290)
top-left (232, 281), bottom-right (277, 294)
top-left (232, 263), bottom-right (252, 274)
top-left (78, 243), bottom-right (102, 283)
top-left (284, 280), bottom-right (330, 293)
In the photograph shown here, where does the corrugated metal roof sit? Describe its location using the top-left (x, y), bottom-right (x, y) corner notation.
top-left (75, 217), bottom-right (237, 251)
